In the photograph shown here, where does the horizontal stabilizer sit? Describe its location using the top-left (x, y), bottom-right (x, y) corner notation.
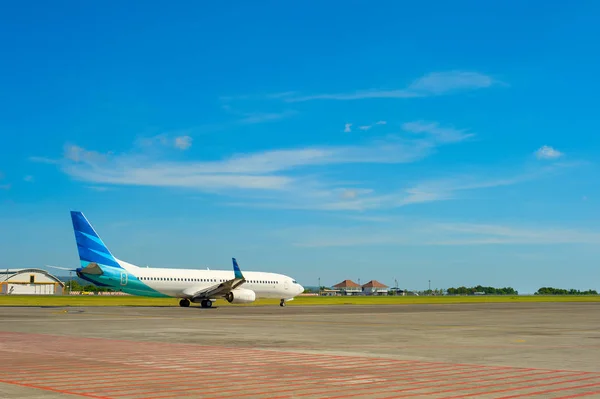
top-left (45, 265), bottom-right (78, 272)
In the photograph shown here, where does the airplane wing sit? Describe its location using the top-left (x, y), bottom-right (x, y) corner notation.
top-left (182, 258), bottom-right (246, 301)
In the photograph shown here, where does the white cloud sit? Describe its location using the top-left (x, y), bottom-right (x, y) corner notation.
top-left (286, 71), bottom-right (497, 102)
top-left (37, 119), bottom-right (566, 214)
top-left (174, 136), bottom-right (193, 150)
top-left (23, 175), bottom-right (34, 183)
top-left (238, 164), bottom-right (562, 212)
top-left (290, 220), bottom-right (600, 248)
top-left (43, 119), bottom-right (479, 200)
top-left (339, 188), bottom-right (373, 199)
top-left (535, 145), bottom-right (563, 160)
top-left (86, 186), bottom-right (112, 192)
top-left (137, 134), bottom-right (194, 151)
top-left (344, 123), bottom-right (352, 133)
top-left (359, 125), bottom-right (372, 131)
top-left (64, 144), bottom-right (107, 164)
top-left (238, 110), bottom-right (297, 124)
top-left (402, 121), bottom-right (474, 143)
top-left (376, 121), bottom-right (387, 125)
top-left (58, 136), bottom-right (436, 193)
top-left (407, 71), bottom-right (495, 95)
top-left (28, 156), bottom-right (61, 165)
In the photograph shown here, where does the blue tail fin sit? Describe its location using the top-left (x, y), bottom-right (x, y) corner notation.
top-left (70, 211), bottom-right (122, 269)
top-left (232, 258), bottom-right (244, 280)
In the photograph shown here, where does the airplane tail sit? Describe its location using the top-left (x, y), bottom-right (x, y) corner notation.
top-left (70, 211), bottom-right (123, 270)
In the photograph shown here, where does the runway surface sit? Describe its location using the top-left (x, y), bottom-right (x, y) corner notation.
top-left (1, 302), bottom-right (600, 398)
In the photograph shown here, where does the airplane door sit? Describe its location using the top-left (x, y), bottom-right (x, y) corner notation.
top-left (120, 272), bottom-right (128, 286)
top-left (284, 280), bottom-right (289, 291)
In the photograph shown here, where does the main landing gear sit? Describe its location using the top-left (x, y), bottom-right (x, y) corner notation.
top-left (280, 299), bottom-right (286, 307)
top-left (179, 299), bottom-right (190, 307)
top-left (200, 299), bottom-right (213, 308)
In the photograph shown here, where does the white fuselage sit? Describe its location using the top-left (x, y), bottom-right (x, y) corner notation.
top-left (97, 260), bottom-right (305, 300)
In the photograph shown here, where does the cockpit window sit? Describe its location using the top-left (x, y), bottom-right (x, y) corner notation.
top-left (292, 280), bottom-right (297, 284)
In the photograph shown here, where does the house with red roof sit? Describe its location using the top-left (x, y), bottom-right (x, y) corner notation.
top-left (361, 280), bottom-right (389, 295)
top-left (332, 279), bottom-right (362, 295)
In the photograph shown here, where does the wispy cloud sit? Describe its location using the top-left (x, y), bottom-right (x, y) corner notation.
top-left (290, 220), bottom-right (600, 248)
top-left (23, 175), bottom-right (34, 183)
top-left (535, 145), bottom-right (563, 160)
top-left (174, 136), bottom-right (193, 150)
top-left (238, 110), bottom-right (298, 124)
top-left (137, 134), bottom-right (193, 151)
top-left (86, 186), bottom-right (113, 192)
top-left (402, 121), bottom-right (474, 143)
top-left (220, 102), bottom-right (297, 125)
top-left (238, 161), bottom-right (571, 212)
top-left (285, 71), bottom-right (497, 102)
top-left (34, 118), bottom-right (568, 214)
top-left (36, 117), bottom-right (473, 199)
top-left (359, 125), bottom-right (372, 131)
top-left (55, 136), bottom-right (436, 193)
top-left (28, 156), bottom-right (61, 165)
top-left (376, 121), bottom-right (387, 125)
top-left (343, 123), bottom-right (352, 133)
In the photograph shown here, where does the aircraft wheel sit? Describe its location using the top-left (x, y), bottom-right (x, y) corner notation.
top-left (179, 299), bottom-right (190, 308)
top-left (280, 300), bottom-right (286, 307)
top-left (201, 299), bottom-right (213, 308)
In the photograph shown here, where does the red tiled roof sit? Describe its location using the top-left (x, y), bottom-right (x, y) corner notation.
top-left (332, 279), bottom-right (361, 288)
top-left (361, 280), bottom-right (388, 288)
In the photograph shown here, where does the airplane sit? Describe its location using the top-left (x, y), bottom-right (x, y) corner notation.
top-left (52, 211), bottom-right (304, 308)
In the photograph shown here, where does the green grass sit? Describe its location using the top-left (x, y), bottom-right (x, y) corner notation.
top-left (1, 294), bottom-right (600, 307)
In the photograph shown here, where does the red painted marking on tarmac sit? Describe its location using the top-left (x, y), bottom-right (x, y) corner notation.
top-left (433, 375), bottom-right (600, 399)
top-left (553, 390), bottom-right (600, 399)
top-left (3, 331), bottom-right (600, 399)
top-left (0, 330), bottom-right (586, 374)
top-left (0, 378), bottom-right (109, 399)
top-left (491, 381), bottom-right (600, 399)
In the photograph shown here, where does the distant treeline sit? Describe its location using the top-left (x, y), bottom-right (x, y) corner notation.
top-left (446, 285), bottom-right (518, 295)
top-left (64, 279), bottom-right (114, 293)
top-left (535, 287), bottom-right (598, 295)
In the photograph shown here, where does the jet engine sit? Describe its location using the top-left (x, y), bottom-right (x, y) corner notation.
top-left (225, 288), bottom-right (256, 304)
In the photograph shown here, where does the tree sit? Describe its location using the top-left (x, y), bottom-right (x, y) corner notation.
top-left (535, 287), bottom-right (598, 295)
top-left (446, 285), bottom-right (518, 295)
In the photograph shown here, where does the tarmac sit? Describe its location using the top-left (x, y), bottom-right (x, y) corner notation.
top-left (1, 302), bottom-right (600, 398)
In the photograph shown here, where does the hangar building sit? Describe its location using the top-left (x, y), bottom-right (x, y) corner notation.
top-left (0, 268), bottom-right (65, 295)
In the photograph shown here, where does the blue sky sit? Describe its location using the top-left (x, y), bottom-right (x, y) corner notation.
top-left (1, 1), bottom-right (599, 293)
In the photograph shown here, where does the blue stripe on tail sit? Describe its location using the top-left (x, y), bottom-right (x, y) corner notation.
top-left (70, 211), bottom-right (122, 269)
top-left (232, 258), bottom-right (244, 279)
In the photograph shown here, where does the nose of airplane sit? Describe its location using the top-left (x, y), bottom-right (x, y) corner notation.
top-left (297, 283), bottom-right (304, 294)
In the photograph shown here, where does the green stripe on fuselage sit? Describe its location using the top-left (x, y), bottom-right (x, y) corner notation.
top-left (80, 267), bottom-right (171, 298)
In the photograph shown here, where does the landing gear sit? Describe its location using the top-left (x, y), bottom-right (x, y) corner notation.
top-left (201, 299), bottom-right (213, 308)
top-left (280, 299), bottom-right (286, 307)
top-left (179, 299), bottom-right (190, 307)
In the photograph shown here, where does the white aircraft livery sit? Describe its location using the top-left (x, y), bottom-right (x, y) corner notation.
top-left (66, 211), bottom-right (304, 308)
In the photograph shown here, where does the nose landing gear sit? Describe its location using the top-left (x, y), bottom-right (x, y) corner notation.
top-left (280, 299), bottom-right (286, 307)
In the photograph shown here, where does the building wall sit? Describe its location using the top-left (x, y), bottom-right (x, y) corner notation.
top-left (363, 287), bottom-right (388, 295)
top-left (6, 283), bottom-right (55, 295)
top-left (5, 271), bottom-right (57, 284)
top-left (1, 271), bottom-right (64, 295)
